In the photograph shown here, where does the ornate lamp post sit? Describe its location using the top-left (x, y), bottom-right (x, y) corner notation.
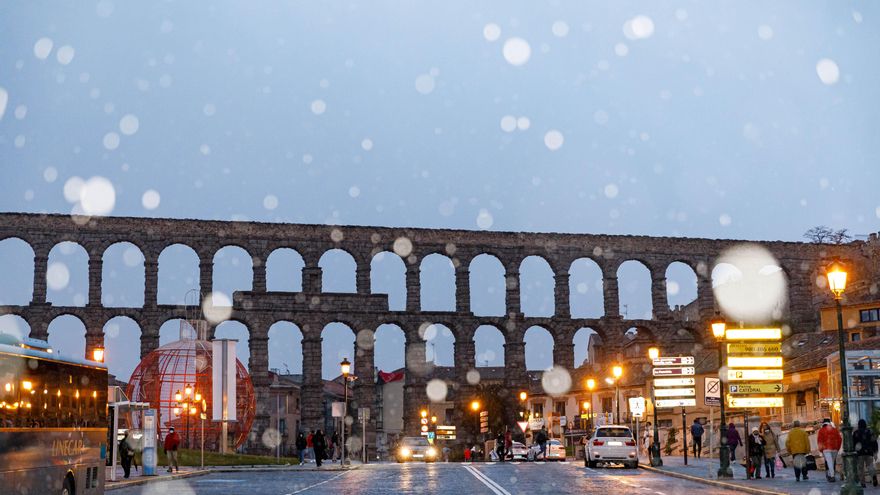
top-left (826, 259), bottom-right (862, 495)
top-left (172, 384), bottom-right (199, 449)
top-left (340, 358), bottom-right (351, 466)
top-left (647, 347), bottom-right (663, 467)
top-left (612, 365), bottom-right (623, 424)
top-left (711, 315), bottom-right (733, 478)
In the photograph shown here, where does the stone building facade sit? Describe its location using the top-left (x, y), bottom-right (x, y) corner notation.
top-left (0, 212), bottom-right (870, 452)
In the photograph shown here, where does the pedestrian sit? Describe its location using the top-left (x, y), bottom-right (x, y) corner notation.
top-left (690, 419), bottom-right (704, 459)
top-left (119, 431), bottom-right (134, 479)
top-left (759, 422), bottom-right (778, 478)
top-left (853, 419), bottom-right (879, 488)
top-left (295, 431), bottom-right (307, 465)
top-left (747, 428), bottom-right (766, 479)
top-left (536, 427), bottom-right (549, 460)
top-left (463, 445), bottom-right (472, 462)
top-left (442, 445), bottom-right (451, 462)
top-left (306, 430), bottom-right (315, 463)
top-left (496, 432), bottom-right (505, 462)
top-left (786, 420), bottom-right (811, 481)
top-left (163, 426), bottom-right (180, 473)
top-left (313, 429), bottom-right (327, 467)
top-left (643, 422), bottom-right (652, 456)
top-left (726, 423), bottom-right (742, 464)
top-left (504, 429), bottom-right (513, 460)
top-left (331, 431), bottom-right (340, 462)
top-left (818, 418), bottom-right (842, 482)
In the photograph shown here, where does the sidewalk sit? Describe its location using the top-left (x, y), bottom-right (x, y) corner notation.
top-left (640, 454), bottom-right (875, 495)
top-left (105, 460), bottom-right (359, 491)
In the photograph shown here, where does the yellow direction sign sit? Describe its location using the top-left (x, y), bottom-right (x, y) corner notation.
top-left (727, 343), bottom-right (782, 355)
top-left (729, 383), bottom-right (784, 395)
top-left (727, 369), bottom-right (783, 381)
top-left (725, 328), bottom-right (782, 341)
top-left (727, 396), bottom-right (784, 408)
top-left (727, 356), bottom-right (783, 368)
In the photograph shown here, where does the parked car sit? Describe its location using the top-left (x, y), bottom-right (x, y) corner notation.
top-left (396, 436), bottom-right (438, 463)
top-left (526, 438), bottom-right (567, 461)
top-left (509, 441), bottom-right (528, 460)
top-left (584, 425), bottom-right (638, 468)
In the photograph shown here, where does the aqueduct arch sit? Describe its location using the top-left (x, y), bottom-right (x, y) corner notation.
top-left (0, 212), bottom-right (858, 452)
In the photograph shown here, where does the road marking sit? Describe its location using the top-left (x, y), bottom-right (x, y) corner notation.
top-left (463, 465), bottom-right (512, 495)
top-left (284, 470), bottom-right (349, 494)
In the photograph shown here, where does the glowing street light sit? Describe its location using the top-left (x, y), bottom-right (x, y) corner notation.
top-left (92, 347), bottom-right (105, 363)
top-left (470, 401), bottom-right (481, 412)
top-left (611, 365), bottom-right (623, 424)
top-left (825, 259), bottom-right (861, 495)
top-left (648, 347), bottom-right (659, 360)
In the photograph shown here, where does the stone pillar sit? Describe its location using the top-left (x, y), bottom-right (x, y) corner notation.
top-left (356, 263), bottom-right (371, 295)
top-left (403, 338), bottom-right (427, 435)
top-left (302, 266), bottom-right (322, 293)
top-left (199, 258), bottom-right (214, 298)
top-left (553, 342), bottom-right (574, 370)
top-left (405, 266), bottom-right (421, 312)
top-left (141, 332), bottom-right (160, 359)
top-left (85, 325), bottom-right (104, 362)
top-left (301, 336), bottom-right (324, 431)
top-left (252, 256), bottom-right (267, 292)
top-left (554, 271), bottom-right (570, 318)
top-left (248, 333), bottom-right (271, 452)
top-left (143, 253), bottom-right (158, 307)
top-left (503, 341), bottom-right (528, 387)
top-left (453, 338), bottom-right (476, 443)
top-left (456, 266), bottom-right (470, 313)
top-left (353, 332), bottom-right (377, 459)
top-left (788, 270), bottom-right (817, 331)
top-left (603, 276), bottom-right (620, 317)
top-left (651, 276), bottom-right (669, 319)
top-left (697, 275), bottom-right (715, 322)
top-left (28, 310), bottom-right (49, 341)
top-left (32, 246), bottom-right (49, 304)
top-left (88, 253), bottom-right (103, 306)
top-left (506, 268), bottom-right (521, 315)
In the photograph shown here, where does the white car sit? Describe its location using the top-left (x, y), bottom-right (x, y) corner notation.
top-left (584, 426), bottom-right (638, 468)
top-left (527, 438), bottom-right (566, 461)
top-left (509, 441), bottom-right (529, 460)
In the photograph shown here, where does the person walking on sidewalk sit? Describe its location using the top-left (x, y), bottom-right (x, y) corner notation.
top-left (535, 426), bottom-right (548, 460)
top-left (690, 419), bottom-right (704, 459)
top-left (818, 418), bottom-right (842, 482)
top-left (747, 428), bottom-right (766, 479)
top-left (759, 422), bottom-right (779, 478)
top-left (331, 431), bottom-right (340, 462)
top-left (313, 430), bottom-right (327, 467)
top-left (643, 422), bottom-right (652, 456)
top-left (295, 431), bottom-right (307, 465)
top-left (726, 423), bottom-right (743, 463)
top-left (119, 431), bottom-right (135, 479)
top-left (504, 429), bottom-right (513, 460)
top-left (163, 426), bottom-right (180, 473)
top-left (306, 430), bottom-right (315, 463)
top-left (786, 420), bottom-right (811, 481)
top-left (853, 419), bottom-right (879, 488)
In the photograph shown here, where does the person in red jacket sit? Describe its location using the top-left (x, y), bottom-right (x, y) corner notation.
top-left (818, 418), bottom-right (843, 482)
top-left (164, 427), bottom-right (181, 473)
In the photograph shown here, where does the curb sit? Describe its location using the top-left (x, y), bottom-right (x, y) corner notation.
top-left (212, 465), bottom-right (361, 473)
top-left (638, 463), bottom-right (786, 495)
top-left (105, 469), bottom-right (212, 491)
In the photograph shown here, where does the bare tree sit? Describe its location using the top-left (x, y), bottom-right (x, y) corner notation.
top-left (803, 226), bottom-right (852, 244)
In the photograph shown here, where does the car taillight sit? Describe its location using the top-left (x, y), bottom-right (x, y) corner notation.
top-left (593, 440), bottom-right (604, 446)
top-left (625, 441), bottom-right (636, 446)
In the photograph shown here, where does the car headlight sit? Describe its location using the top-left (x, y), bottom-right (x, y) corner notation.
top-left (399, 447), bottom-right (411, 457)
top-left (427, 447), bottom-right (437, 457)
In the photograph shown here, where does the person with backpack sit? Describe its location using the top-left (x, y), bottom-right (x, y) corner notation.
top-left (118, 431), bottom-right (135, 479)
top-left (495, 432), bottom-right (506, 462)
top-left (535, 427), bottom-right (548, 460)
top-left (690, 419), bottom-right (704, 459)
top-left (853, 419), bottom-right (879, 488)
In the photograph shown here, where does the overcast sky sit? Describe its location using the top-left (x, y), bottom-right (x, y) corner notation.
top-left (1, 1), bottom-right (877, 380)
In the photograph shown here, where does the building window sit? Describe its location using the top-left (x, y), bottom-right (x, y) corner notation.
top-left (532, 403), bottom-right (544, 418)
top-left (601, 397), bottom-right (612, 413)
top-left (860, 309), bottom-right (880, 323)
top-left (280, 418), bottom-right (287, 435)
top-left (555, 401), bottom-right (566, 416)
top-left (796, 391), bottom-right (806, 406)
top-left (852, 333), bottom-right (862, 342)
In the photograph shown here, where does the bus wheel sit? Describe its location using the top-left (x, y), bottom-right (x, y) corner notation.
top-left (61, 475), bottom-right (74, 495)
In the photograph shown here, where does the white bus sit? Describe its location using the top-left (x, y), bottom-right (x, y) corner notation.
top-left (0, 333), bottom-right (108, 494)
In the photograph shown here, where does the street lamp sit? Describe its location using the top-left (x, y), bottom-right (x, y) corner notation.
top-left (612, 365), bottom-right (623, 424)
top-left (826, 259), bottom-right (862, 495)
top-left (173, 385), bottom-right (198, 449)
top-left (341, 358), bottom-right (352, 466)
top-left (92, 347), bottom-right (105, 363)
top-left (711, 315), bottom-right (732, 478)
top-left (647, 347), bottom-right (663, 467)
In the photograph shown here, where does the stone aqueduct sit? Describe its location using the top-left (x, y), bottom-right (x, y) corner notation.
top-left (0, 212), bottom-right (854, 450)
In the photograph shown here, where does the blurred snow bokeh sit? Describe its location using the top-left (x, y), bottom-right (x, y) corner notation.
top-left (713, 244), bottom-right (788, 324)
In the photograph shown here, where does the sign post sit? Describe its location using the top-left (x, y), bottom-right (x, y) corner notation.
top-left (142, 409), bottom-right (158, 476)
